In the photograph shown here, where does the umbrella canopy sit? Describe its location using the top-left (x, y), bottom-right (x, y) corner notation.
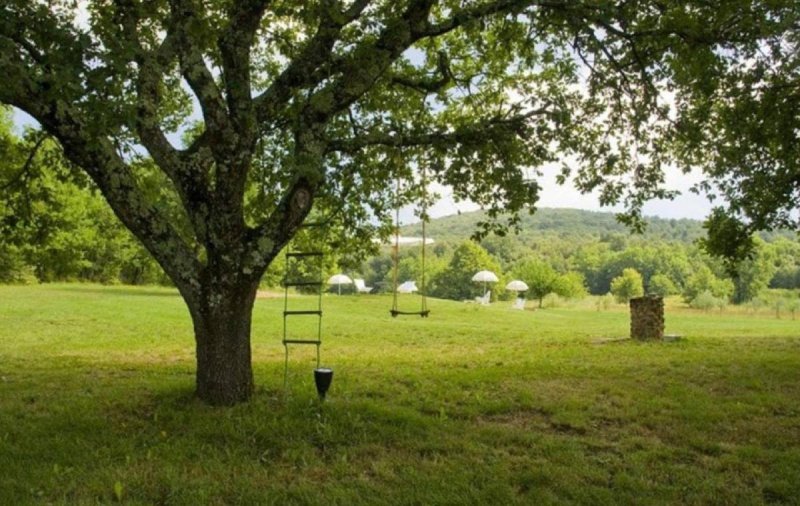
top-left (472, 270), bottom-right (499, 298)
top-left (396, 280), bottom-right (419, 293)
top-left (471, 270), bottom-right (499, 283)
top-left (327, 274), bottom-right (353, 295)
top-left (327, 274), bottom-right (353, 285)
top-left (505, 280), bottom-right (529, 292)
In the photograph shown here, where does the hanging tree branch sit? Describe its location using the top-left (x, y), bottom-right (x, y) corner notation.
top-left (0, 132), bottom-right (49, 192)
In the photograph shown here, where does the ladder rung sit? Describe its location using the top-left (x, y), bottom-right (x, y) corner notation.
top-left (284, 310), bottom-right (322, 316)
top-left (283, 339), bottom-right (321, 345)
top-left (286, 251), bottom-right (323, 258)
top-left (283, 281), bottom-right (323, 287)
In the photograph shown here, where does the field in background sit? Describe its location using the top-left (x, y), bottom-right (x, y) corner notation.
top-left (1, 284), bottom-right (799, 504)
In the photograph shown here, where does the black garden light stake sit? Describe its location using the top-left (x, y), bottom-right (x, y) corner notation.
top-left (314, 367), bottom-right (333, 400)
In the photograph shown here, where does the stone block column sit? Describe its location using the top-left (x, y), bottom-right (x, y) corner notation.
top-left (630, 295), bottom-right (664, 340)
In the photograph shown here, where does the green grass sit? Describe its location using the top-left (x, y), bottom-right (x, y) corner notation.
top-left (1, 284), bottom-right (799, 505)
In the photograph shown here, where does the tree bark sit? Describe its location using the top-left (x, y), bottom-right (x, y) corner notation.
top-left (189, 276), bottom-right (259, 405)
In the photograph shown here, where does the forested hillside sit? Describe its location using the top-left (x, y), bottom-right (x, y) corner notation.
top-left (405, 208), bottom-right (707, 244)
top-left (359, 209), bottom-right (800, 309)
top-left (404, 208), bottom-right (793, 245)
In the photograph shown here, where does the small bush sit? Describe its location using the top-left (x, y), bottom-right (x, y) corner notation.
top-left (542, 293), bottom-right (562, 308)
top-left (690, 290), bottom-right (727, 312)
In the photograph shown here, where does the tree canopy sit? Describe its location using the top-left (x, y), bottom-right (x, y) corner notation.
top-left (675, 11), bottom-right (799, 254)
top-left (610, 267), bottom-right (644, 303)
top-left (513, 259), bottom-right (559, 307)
top-left (1, 0), bottom-right (797, 404)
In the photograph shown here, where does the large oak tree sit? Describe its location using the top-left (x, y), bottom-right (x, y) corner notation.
top-left (1, 0), bottom-right (795, 404)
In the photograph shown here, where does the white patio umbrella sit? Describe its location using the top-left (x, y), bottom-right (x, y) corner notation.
top-left (471, 270), bottom-right (499, 297)
top-left (505, 280), bottom-right (529, 292)
top-left (506, 279), bottom-right (529, 309)
top-left (327, 273), bottom-right (353, 295)
top-left (396, 280), bottom-right (419, 293)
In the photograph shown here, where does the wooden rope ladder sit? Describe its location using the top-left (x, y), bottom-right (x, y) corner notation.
top-left (282, 221), bottom-right (325, 388)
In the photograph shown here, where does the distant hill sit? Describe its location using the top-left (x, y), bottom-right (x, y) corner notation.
top-left (402, 208), bottom-right (707, 245)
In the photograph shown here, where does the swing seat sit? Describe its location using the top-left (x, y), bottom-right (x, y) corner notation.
top-left (388, 166), bottom-right (431, 318)
top-left (390, 309), bottom-right (430, 318)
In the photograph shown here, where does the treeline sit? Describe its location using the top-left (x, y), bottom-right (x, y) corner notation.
top-left (357, 213), bottom-right (800, 308)
top-left (1, 110), bottom-right (171, 285)
top-left (0, 169), bottom-right (169, 286)
top-left (3, 109), bottom-right (799, 308)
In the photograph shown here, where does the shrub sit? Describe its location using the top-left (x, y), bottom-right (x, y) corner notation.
top-left (690, 290), bottom-right (726, 312)
top-left (610, 268), bottom-right (644, 303)
top-left (648, 273), bottom-right (678, 297)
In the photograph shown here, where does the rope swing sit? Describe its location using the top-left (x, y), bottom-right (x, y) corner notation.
top-left (390, 163), bottom-right (430, 318)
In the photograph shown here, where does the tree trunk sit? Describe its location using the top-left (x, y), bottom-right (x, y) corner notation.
top-left (189, 278), bottom-right (259, 405)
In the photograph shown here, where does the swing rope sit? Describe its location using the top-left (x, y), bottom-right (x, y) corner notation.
top-left (391, 164), bottom-right (430, 318)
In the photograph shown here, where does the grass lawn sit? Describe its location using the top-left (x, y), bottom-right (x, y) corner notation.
top-left (1, 284), bottom-right (799, 505)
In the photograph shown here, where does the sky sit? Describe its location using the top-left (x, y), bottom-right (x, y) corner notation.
top-left (12, 107), bottom-right (713, 223)
top-left (423, 168), bottom-right (712, 222)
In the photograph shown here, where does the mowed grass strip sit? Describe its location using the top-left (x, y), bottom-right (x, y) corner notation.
top-left (1, 284), bottom-right (799, 505)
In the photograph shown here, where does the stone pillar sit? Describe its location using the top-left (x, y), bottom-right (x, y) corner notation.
top-left (630, 295), bottom-right (664, 340)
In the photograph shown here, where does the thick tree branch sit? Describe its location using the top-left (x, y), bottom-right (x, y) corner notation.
top-left (388, 50), bottom-right (453, 94)
top-left (296, 0), bottom-right (439, 129)
top-left (253, 0), bottom-right (371, 126)
top-left (242, 177), bottom-right (315, 279)
top-left (422, 0), bottom-right (544, 38)
top-left (243, 1), bottom-right (442, 272)
top-left (327, 109), bottom-right (549, 153)
top-left (0, 133), bottom-right (49, 192)
top-left (164, 0), bottom-right (257, 246)
top-left (3, 31), bottom-right (45, 64)
top-left (166, 0), bottom-right (233, 156)
top-left (218, 0), bottom-right (271, 133)
top-left (114, 1), bottom-right (213, 242)
top-left (0, 48), bottom-right (203, 300)
top-left (116, 3), bottom-right (181, 170)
